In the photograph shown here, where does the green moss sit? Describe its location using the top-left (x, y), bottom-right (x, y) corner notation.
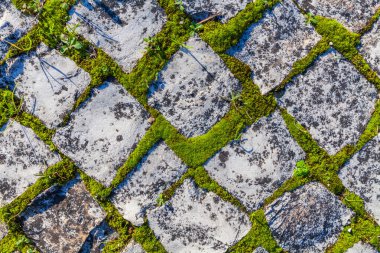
top-left (133, 224), bottom-right (167, 253)
top-left (0, 90), bottom-right (17, 127)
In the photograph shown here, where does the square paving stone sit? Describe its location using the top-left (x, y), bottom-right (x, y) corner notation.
top-left (69, 0), bottom-right (167, 73)
top-left (53, 81), bottom-right (150, 186)
top-left (0, 121), bottom-right (61, 207)
top-left (147, 179), bottom-right (251, 253)
top-left (121, 239), bottom-right (146, 253)
top-left (339, 134), bottom-right (380, 224)
top-left (360, 20), bottom-right (380, 76)
top-left (204, 110), bottom-right (305, 212)
top-left (265, 182), bottom-right (353, 253)
top-left (20, 179), bottom-right (106, 253)
top-left (295, 0), bottom-right (380, 32)
top-left (227, 0), bottom-right (321, 94)
top-left (79, 220), bottom-right (118, 253)
top-left (1, 43), bottom-right (90, 129)
top-left (277, 50), bottom-right (378, 155)
top-left (148, 35), bottom-right (241, 138)
top-left (111, 142), bottom-right (187, 226)
top-left (345, 242), bottom-right (379, 253)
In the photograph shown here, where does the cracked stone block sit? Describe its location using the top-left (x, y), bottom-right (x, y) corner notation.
top-left (339, 134), bottom-right (380, 224)
top-left (253, 247), bottom-right (269, 253)
top-left (227, 0), bottom-right (320, 94)
top-left (0, 222), bottom-right (8, 240)
top-left (265, 182), bottom-right (353, 253)
top-left (345, 242), bottom-right (379, 253)
top-left (53, 81), bottom-right (150, 186)
top-left (182, 0), bottom-right (251, 23)
top-left (69, 0), bottom-right (166, 73)
top-left (0, 121), bottom-right (60, 207)
top-left (121, 240), bottom-right (146, 253)
top-left (79, 220), bottom-right (118, 253)
top-left (20, 179), bottom-right (106, 253)
top-left (0, 0), bottom-right (36, 59)
top-left (277, 50), bottom-right (378, 155)
top-left (204, 110), bottom-right (305, 212)
top-left (360, 20), bottom-right (380, 76)
top-left (295, 0), bottom-right (380, 32)
top-left (148, 35), bottom-right (240, 137)
top-left (111, 142), bottom-right (187, 226)
top-left (1, 43), bottom-right (90, 128)
top-left (148, 179), bottom-right (251, 253)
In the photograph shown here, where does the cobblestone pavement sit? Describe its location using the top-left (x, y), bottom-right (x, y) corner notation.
top-left (0, 0), bottom-right (379, 252)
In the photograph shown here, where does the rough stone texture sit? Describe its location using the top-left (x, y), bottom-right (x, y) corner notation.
top-left (1, 43), bottom-right (90, 128)
top-left (53, 81), bottom-right (150, 186)
top-left (69, 0), bottom-right (166, 73)
top-left (148, 179), bottom-right (251, 253)
top-left (148, 35), bottom-right (241, 137)
top-left (0, 121), bottom-right (60, 207)
top-left (265, 182), bottom-right (353, 253)
top-left (182, 0), bottom-right (251, 23)
top-left (296, 0), bottom-right (380, 32)
top-left (20, 180), bottom-right (106, 253)
top-left (253, 247), bottom-right (269, 253)
top-left (277, 50), bottom-right (378, 155)
top-left (339, 134), bottom-right (380, 224)
top-left (121, 240), bottom-right (146, 253)
top-left (79, 220), bottom-right (118, 253)
top-left (0, 222), bottom-right (8, 241)
top-left (0, 0), bottom-right (36, 59)
top-left (345, 242), bottom-right (379, 253)
top-left (111, 142), bottom-right (187, 226)
top-left (360, 20), bottom-right (380, 76)
top-left (228, 0), bottom-right (320, 94)
top-left (204, 110), bottom-right (305, 211)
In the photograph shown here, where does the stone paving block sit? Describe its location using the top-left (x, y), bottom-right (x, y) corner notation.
top-left (360, 20), bottom-right (380, 76)
top-left (147, 179), bottom-right (251, 253)
top-left (345, 242), bottom-right (379, 253)
top-left (148, 35), bottom-right (241, 137)
top-left (111, 142), bottom-right (187, 226)
top-left (0, 0), bottom-right (36, 60)
top-left (0, 121), bottom-right (61, 207)
top-left (296, 0), bottom-right (380, 32)
top-left (1, 43), bottom-right (90, 128)
top-left (53, 81), bottom-right (150, 186)
top-left (204, 110), bottom-right (305, 211)
top-left (79, 220), bottom-right (118, 253)
top-left (228, 0), bottom-right (321, 94)
top-left (69, 0), bottom-right (167, 73)
top-left (277, 50), bottom-right (378, 155)
top-left (121, 239), bottom-right (146, 253)
top-left (0, 222), bottom-right (8, 241)
top-left (253, 247), bottom-right (269, 253)
top-left (20, 179), bottom-right (106, 253)
top-left (265, 182), bottom-right (353, 253)
top-left (339, 134), bottom-right (380, 224)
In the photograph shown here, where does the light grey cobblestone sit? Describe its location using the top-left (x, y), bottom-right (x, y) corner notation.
top-left (345, 242), bottom-right (379, 253)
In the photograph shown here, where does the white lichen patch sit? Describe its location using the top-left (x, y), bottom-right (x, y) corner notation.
top-left (265, 182), bottom-right (353, 253)
top-left (0, 121), bottom-right (60, 207)
top-left (360, 20), bottom-right (380, 76)
top-left (111, 142), bottom-right (187, 226)
top-left (204, 110), bottom-right (305, 212)
top-left (148, 179), bottom-right (251, 253)
top-left (148, 35), bottom-right (241, 137)
top-left (277, 50), bottom-right (378, 155)
top-left (228, 0), bottom-right (321, 94)
top-left (345, 241), bottom-right (379, 253)
top-left (69, 0), bottom-right (167, 73)
top-left (53, 81), bottom-right (150, 187)
top-left (121, 239), bottom-right (146, 253)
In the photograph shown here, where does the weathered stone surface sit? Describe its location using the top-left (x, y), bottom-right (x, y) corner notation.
top-left (345, 242), bottom-right (379, 253)
top-left (296, 0), bottom-right (380, 32)
top-left (79, 220), bottom-right (118, 253)
top-left (360, 20), bottom-right (380, 76)
top-left (182, 0), bottom-right (251, 23)
top-left (20, 180), bottom-right (106, 253)
top-left (148, 35), bottom-right (240, 137)
top-left (204, 110), bottom-right (305, 211)
top-left (277, 50), bottom-right (378, 155)
top-left (339, 134), bottom-right (380, 224)
top-left (69, 0), bottom-right (166, 73)
top-left (228, 0), bottom-right (320, 94)
top-left (111, 142), bottom-right (187, 226)
top-left (121, 239), bottom-right (146, 253)
top-left (253, 247), bottom-right (269, 253)
top-left (148, 179), bottom-right (251, 253)
top-left (0, 121), bottom-right (60, 207)
top-left (1, 43), bottom-right (90, 128)
top-left (0, 222), bottom-right (8, 241)
top-left (265, 182), bottom-right (353, 253)
top-left (53, 81), bottom-right (150, 186)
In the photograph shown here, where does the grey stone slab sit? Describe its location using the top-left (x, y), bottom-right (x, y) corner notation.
top-left (265, 182), bottom-right (353, 253)
top-left (277, 50), bottom-right (378, 155)
top-left (296, 0), bottom-right (380, 32)
top-left (148, 35), bottom-right (241, 137)
top-left (0, 222), bottom-right (8, 241)
top-left (79, 220), bottom-right (118, 253)
top-left (148, 179), bottom-right (251, 253)
top-left (69, 0), bottom-right (167, 73)
top-left (111, 142), bottom-right (187, 226)
top-left (204, 110), bottom-right (305, 212)
top-left (339, 134), bottom-right (380, 224)
top-left (253, 247), bottom-right (269, 253)
top-left (20, 179), bottom-right (106, 253)
top-left (121, 240), bottom-right (146, 253)
top-left (228, 0), bottom-right (321, 94)
top-left (0, 121), bottom-right (61, 207)
top-left (345, 242), bottom-right (379, 253)
top-left (360, 20), bottom-right (380, 76)
top-left (53, 81), bottom-right (150, 187)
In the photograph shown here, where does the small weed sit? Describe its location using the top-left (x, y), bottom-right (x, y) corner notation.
top-left (175, 0), bottom-right (185, 12)
top-left (156, 193), bottom-right (165, 206)
top-left (16, 236), bottom-right (31, 248)
top-left (144, 37), bottom-right (162, 52)
top-left (190, 22), bottom-right (204, 36)
top-left (22, 0), bottom-right (44, 15)
top-left (60, 24), bottom-right (83, 54)
top-left (305, 12), bottom-right (318, 26)
top-left (294, 160), bottom-right (310, 177)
